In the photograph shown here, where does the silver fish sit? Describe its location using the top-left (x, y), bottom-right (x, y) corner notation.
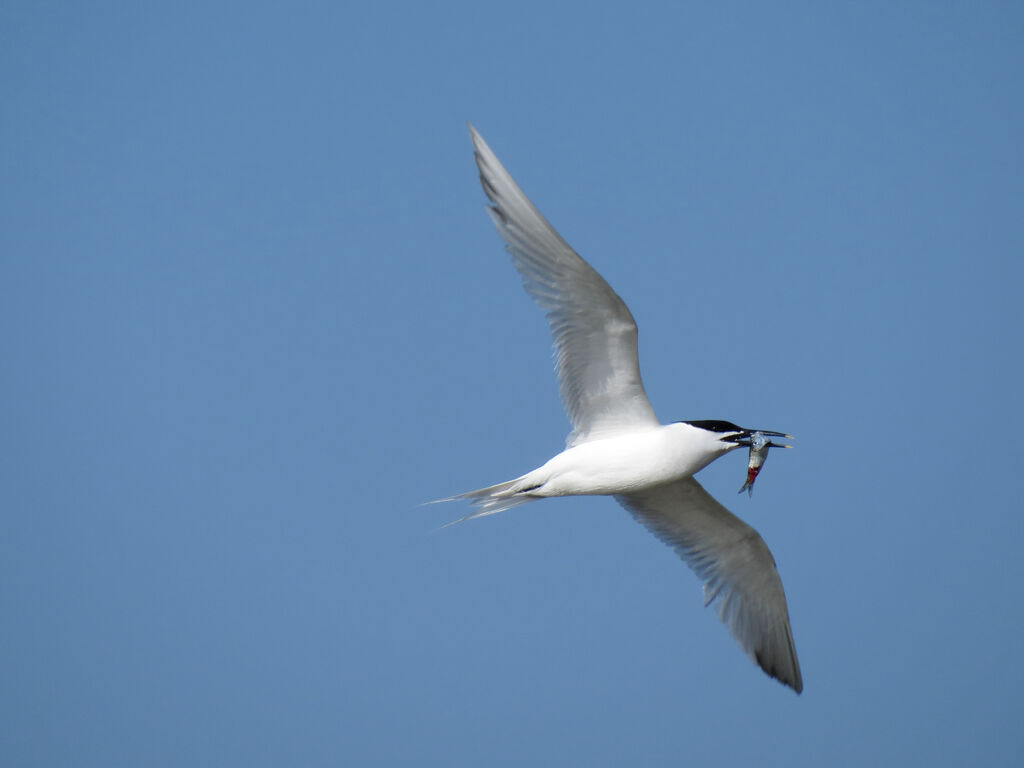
top-left (738, 431), bottom-right (790, 496)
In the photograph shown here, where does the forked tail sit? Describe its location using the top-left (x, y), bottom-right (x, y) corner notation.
top-left (428, 476), bottom-right (538, 526)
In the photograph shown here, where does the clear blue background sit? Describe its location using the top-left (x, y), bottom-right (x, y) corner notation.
top-left (3, 2), bottom-right (1022, 765)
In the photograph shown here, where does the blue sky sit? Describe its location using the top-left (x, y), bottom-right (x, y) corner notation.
top-left (2, 2), bottom-right (1022, 765)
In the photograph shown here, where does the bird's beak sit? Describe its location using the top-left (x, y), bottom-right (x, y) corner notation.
top-left (729, 429), bottom-right (794, 447)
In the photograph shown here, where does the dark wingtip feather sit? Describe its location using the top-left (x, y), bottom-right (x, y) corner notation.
top-left (754, 650), bottom-right (803, 694)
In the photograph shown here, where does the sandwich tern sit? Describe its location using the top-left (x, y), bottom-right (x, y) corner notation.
top-left (438, 124), bottom-right (802, 694)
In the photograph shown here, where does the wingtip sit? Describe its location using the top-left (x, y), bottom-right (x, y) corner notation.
top-left (779, 663), bottom-right (804, 694)
top-left (784, 670), bottom-right (804, 694)
top-left (755, 650), bottom-right (803, 694)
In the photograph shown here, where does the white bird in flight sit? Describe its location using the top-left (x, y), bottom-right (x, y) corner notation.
top-left (438, 124), bottom-right (802, 694)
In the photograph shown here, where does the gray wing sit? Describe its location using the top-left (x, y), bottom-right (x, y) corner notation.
top-left (616, 477), bottom-right (803, 693)
top-left (469, 124), bottom-right (659, 445)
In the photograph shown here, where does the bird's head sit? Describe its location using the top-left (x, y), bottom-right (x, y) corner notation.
top-left (681, 420), bottom-right (793, 450)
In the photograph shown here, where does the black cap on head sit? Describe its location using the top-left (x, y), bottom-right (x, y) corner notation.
top-left (681, 420), bottom-right (744, 434)
top-left (680, 420), bottom-right (792, 445)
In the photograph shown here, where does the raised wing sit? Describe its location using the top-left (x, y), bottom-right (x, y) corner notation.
top-left (469, 125), bottom-right (659, 445)
top-left (616, 477), bottom-right (803, 693)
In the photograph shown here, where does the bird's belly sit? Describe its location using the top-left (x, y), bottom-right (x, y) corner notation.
top-left (532, 428), bottom-right (713, 496)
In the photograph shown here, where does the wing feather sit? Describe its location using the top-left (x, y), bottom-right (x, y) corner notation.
top-left (469, 125), bottom-right (659, 444)
top-left (617, 477), bottom-right (803, 693)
